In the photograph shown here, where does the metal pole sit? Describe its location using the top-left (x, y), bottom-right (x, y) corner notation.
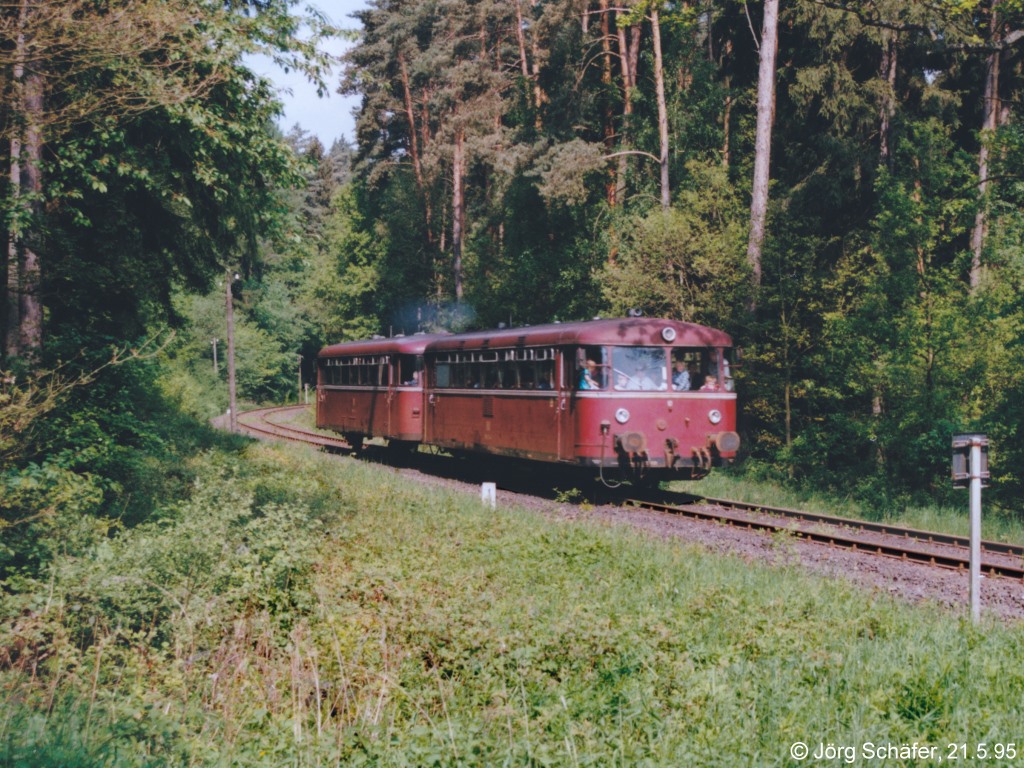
top-left (969, 439), bottom-right (982, 623)
top-left (297, 355), bottom-right (302, 405)
top-left (211, 338), bottom-right (218, 374)
top-left (226, 272), bottom-right (237, 433)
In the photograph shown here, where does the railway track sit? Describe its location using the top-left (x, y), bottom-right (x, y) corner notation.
top-left (238, 405), bottom-right (1024, 582)
top-left (236, 405), bottom-right (351, 451)
top-left (628, 497), bottom-right (1024, 580)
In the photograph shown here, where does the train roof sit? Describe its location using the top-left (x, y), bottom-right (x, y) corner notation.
top-left (317, 319), bottom-right (732, 360)
top-left (317, 332), bottom-right (449, 359)
top-left (426, 318), bottom-right (732, 352)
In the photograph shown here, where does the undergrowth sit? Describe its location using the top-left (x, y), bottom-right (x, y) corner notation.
top-left (2, 442), bottom-right (1023, 766)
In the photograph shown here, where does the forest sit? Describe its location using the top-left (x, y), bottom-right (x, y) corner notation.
top-left (4, 0), bottom-right (1024, 572)
top-left (5, 0), bottom-right (1024, 762)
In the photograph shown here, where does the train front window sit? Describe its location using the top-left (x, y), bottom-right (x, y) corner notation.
top-left (669, 347), bottom-right (734, 391)
top-left (670, 348), bottom-right (702, 391)
top-left (709, 349), bottom-right (734, 391)
top-left (611, 347), bottom-right (667, 391)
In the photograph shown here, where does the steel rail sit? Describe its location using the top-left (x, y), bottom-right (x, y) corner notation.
top-left (629, 498), bottom-right (1024, 580)
top-left (237, 405), bottom-right (352, 450)
top-left (684, 494), bottom-right (1024, 559)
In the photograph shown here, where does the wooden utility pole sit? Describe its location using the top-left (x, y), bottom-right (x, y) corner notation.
top-left (226, 271), bottom-right (238, 432)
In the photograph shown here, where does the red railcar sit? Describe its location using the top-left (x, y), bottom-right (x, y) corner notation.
top-left (316, 333), bottom-right (446, 450)
top-left (423, 318), bottom-right (738, 481)
top-left (316, 318), bottom-right (740, 482)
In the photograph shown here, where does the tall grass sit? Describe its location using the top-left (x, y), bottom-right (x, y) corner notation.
top-left (3, 441), bottom-right (1023, 766)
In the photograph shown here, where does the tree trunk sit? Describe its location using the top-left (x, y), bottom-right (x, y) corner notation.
top-left (398, 51), bottom-right (434, 243)
top-left (452, 126), bottom-right (465, 301)
top-left (720, 37), bottom-right (733, 169)
top-left (600, 0), bottom-right (617, 206)
top-left (529, 0), bottom-right (545, 119)
top-left (6, 116), bottom-right (23, 360)
top-left (514, 0), bottom-right (530, 83)
top-left (20, 67), bottom-right (43, 353)
top-left (970, 0), bottom-right (1001, 292)
top-left (745, 0), bottom-right (780, 306)
top-left (5, 0), bottom-right (43, 357)
top-left (878, 30), bottom-right (898, 168)
top-left (651, 8), bottom-right (670, 210)
top-left (615, 14), bottom-right (638, 206)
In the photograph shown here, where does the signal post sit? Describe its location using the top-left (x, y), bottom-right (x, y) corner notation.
top-left (952, 434), bottom-right (989, 623)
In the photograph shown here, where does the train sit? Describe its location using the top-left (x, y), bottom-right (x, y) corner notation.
top-left (316, 318), bottom-right (740, 484)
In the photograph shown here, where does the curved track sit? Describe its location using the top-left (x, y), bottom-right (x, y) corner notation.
top-left (237, 405), bottom-right (351, 451)
top-left (238, 405), bottom-right (1024, 582)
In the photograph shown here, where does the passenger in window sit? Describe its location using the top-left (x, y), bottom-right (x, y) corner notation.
top-left (578, 359), bottom-right (600, 390)
top-left (700, 374), bottom-right (720, 391)
top-left (672, 360), bottom-right (690, 391)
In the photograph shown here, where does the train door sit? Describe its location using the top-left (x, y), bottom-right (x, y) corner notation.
top-left (385, 356), bottom-right (401, 436)
top-left (557, 348), bottom-right (576, 460)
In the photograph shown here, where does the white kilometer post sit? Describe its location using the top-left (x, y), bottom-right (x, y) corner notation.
top-left (481, 482), bottom-right (497, 509)
top-left (969, 439), bottom-right (982, 624)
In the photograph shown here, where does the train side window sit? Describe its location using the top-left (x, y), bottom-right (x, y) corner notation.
top-left (576, 346), bottom-right (606, 390)
top-left (536, 359), bottom-right (555, 390)
top-left (398, 355), bottom-right (422, 386)
top-left (518, 360), bottom-right (535, 389)
top-left (435, 359), bottom-right (451, 388)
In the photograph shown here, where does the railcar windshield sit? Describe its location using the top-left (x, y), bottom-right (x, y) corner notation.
top-left (611, 347), bottom-right (667, 391)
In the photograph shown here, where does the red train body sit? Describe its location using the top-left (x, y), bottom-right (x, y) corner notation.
top-left (316, 318), bottom-right (740, 482)
top-left (316, 333), bottom-right (445, 446)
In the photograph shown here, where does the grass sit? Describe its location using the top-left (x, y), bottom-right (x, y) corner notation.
top-left (292, 400), bottom-right (1024, 546)
top-left (3, 439), bottom-right (1024, 765)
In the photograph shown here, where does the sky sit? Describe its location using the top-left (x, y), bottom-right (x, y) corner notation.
top-left (250, 0), bottom-right (368, 148)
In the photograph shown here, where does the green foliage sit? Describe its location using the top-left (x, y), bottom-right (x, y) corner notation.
top-left (5, 443), bottom-right (1024, 764)
top-left (601, 161), bottom-right (748, 327)
top-left (305, 185), bottom-right (382, 341)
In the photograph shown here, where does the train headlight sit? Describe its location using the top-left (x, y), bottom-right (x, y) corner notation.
top-left (708, 409), bottom-right (722, 425)
top-left (661, 326), bottom-right (677, 342)
top-left (615, 408), bottom-right (630, 424)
